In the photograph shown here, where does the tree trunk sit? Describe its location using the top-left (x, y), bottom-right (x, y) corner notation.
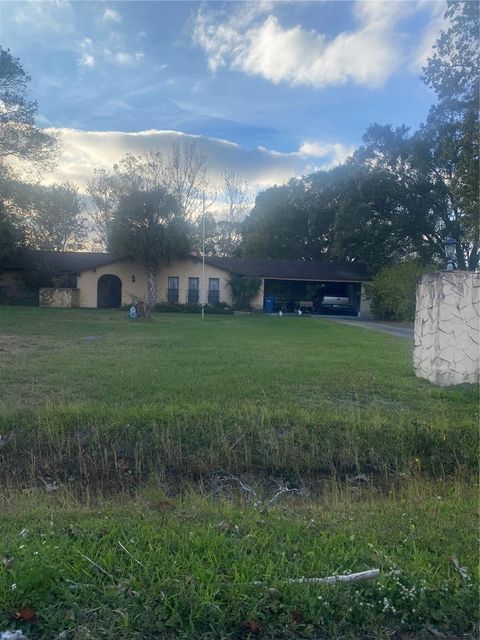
top-left (146, 267), bottom-right (158, 311)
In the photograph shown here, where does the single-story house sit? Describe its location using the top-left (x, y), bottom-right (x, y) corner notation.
top-left (0, 250), bottom-right (372, 316)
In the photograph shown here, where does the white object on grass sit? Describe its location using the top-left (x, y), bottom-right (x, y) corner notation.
top-left (288, 568), bottom-right (380, 585)
top-left (254, 568), bottom-right (380, 587)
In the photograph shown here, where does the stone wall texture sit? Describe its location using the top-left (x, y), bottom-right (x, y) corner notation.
top-left (39, 287), bottom-right (80, 308)
top-left (413, 272), bottom-right (479, 386)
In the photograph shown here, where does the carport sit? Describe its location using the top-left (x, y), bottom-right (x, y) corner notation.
top-left (263, 278), bottom-right (361, 315)
top-left (202, 256), bottom-right (372, 317)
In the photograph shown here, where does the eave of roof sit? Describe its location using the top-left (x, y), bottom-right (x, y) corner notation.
top-left (3, 250), bottom-right (371, 282)
top-left (2, 249), bottom-right (129, 273)
top-left (201, 256), bottom-right (371, 281)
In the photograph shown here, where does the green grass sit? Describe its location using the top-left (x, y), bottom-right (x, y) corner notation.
top-left (0, 307), bottom-right (477, 638)
top-left (0, 484), bottom-right (477, 639)
top-left (0, 308), bottom-right (477, 486)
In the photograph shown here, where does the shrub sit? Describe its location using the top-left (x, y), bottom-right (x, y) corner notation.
top-left (227, 274), bottom-right (261, 310)
top-left (154, 302), bottom-right (233, 314)
top-left (366, 261), bottom-right (434, 321)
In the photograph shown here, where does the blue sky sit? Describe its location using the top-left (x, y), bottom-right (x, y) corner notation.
top-left (1, 0), bottom-right (446, 190)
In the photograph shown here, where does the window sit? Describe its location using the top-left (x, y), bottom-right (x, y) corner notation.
top-left (208, 278), bottom-right (220, 305)
top-left (167, 276), bottom-right (179, 304)
top-left (187, 277), bottom-right (199, 304)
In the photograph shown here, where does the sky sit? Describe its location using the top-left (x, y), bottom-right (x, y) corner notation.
top-left (1, 0), bottom-right (447, 192)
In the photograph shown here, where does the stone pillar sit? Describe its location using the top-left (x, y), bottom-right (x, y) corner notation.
top-left (413, 272), bottom-right (479, 386)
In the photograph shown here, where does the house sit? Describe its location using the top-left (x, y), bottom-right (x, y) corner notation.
top-left (0, 250), bottom-right (372, 316)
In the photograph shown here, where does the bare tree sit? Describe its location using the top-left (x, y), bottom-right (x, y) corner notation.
top-left (162, 140), bottom-right (213, 220)
top-left (87, 144), bottom-right (216, 250)
top-left (86, 169), bottom-right (118, 249)
top-left (218, 170), bottom-right (253, 255)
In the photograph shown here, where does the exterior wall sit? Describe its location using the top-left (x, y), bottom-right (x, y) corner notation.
top-left (39, 287), bottom-right (79, 308)
top-left (359, 283), bottom-right (372, 318)
top-left (77, 258), bottom-right (148, 308)
top-left (413, 272), bottom-right (479, 386)
top-left (76, 257), bottom-right (233, 308)
top-left (160, 258), bottom-right (232, 306)
top-left (75, 257), bottom-right (369, 313)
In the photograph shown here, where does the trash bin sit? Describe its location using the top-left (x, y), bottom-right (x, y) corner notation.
top-left (264, 296), bottom-right (275, 313)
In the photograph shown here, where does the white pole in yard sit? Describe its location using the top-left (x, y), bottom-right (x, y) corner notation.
top-left (201, 192), bottom-right (205, 320)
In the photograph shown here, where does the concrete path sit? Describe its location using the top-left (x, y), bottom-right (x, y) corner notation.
top-left (323, 317), bottom-right (414, 340)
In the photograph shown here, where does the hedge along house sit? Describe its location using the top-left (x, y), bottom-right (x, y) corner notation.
top-left (0, 250), bottom-right (372, 316)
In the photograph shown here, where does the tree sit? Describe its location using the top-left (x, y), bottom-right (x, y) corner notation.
top-left (216, 171), bottom-right (252, 255)
top-left (422, 1), bottom-right (479, 104)
top-left (87, 168), bottom-right (119, 249)
top-left (0, 163), bottom-right (26, 268)
top-left (421, 0), bottom-right (479, 269)
top-left (191, 211), bottom-right (220, 256)
top-left (88, 144), bottom-right (213, 249)
top-left (227, 274), bottom-right (261, 310)
top-left (0, 173), bottom-right (23, 268)
top-left (241, 172), bottom-right (337, 260)
top-left (108, 188), bottom-right (190, 309)
top-left (334, 121), bottom-right (478, 270)
top-left (19, 182), bottom-right (87, 251)
top-left (162, 140), bottom-right (213, 221)
top-left (0, 47), bottom-right (59, 166)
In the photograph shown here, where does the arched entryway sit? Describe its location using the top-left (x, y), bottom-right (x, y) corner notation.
top-left (97, 274), bottom-right (122, 308)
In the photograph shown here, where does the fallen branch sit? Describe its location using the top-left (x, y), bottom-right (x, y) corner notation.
top-left (288, 569), bottom-right (380, 585)
top-left (255, 568), bottom-right (380, 587)
top-left (266, 485), bottom-right (299, 507)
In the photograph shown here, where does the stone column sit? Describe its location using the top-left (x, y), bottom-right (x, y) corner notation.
top-left (413, 272), bottom-right (479, 386)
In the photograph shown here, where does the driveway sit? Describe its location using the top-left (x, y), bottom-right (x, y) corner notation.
top-left (322, 317), bottom-right (414, 340)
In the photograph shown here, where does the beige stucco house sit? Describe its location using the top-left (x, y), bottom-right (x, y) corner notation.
top-left (1, 250), bottom-right (372, 316)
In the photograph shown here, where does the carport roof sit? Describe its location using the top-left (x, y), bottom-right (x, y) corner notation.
top-left (202, 256), bottom-right (371, 282)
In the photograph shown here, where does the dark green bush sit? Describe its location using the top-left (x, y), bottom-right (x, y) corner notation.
top-left (366, 261), bottom-right (435, 321)
top-left (154, 302), bottom-right (233, 314)
top-left (227, 274), bottom-right (261, 310)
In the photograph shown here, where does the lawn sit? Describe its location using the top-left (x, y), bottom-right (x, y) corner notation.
top-left (0, 308), bottom-right (477, 639)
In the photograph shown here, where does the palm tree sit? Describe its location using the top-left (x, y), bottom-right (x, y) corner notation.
top-left (108, 188), bottom-right (190, 310)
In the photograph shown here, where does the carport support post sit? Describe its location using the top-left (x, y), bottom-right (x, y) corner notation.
top-left (358, 283), bottom-right (372, 319)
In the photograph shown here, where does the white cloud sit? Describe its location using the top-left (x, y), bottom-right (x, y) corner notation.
top-left (103, 7), bottom-right (121, 22)
top-left (193, 1), bottom-right (431, 89)
top-left (299, 141), bottom-right (355, 167)
top-left (105, 50), bottom-right (144, 65)
top-left (79, 38), bottom-right (95, 67)
top-left (411, 1), bottom-right (447, 71)
top-left (80, 53), bottom-right (95, 68)
top-left (9, 0), bottom-right (74, 34)
top-left (36, 128), bottom-right (355, 192)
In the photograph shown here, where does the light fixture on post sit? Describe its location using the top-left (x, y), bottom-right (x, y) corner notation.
top-left (443, 236), bottom-right (457, 271)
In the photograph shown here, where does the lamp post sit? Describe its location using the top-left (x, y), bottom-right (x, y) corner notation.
top-left (443, 236), bottom-right (457, 271)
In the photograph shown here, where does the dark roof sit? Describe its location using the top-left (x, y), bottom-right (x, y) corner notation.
top-left (3, 249), bottom-right (123, 273)
top-left (202, 256), bottom-right (371, 281)
top-left (4, 250), bottom-right (371, 282)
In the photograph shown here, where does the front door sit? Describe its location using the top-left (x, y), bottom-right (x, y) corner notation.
top-left (97, 274), bottom-right (122, 308)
